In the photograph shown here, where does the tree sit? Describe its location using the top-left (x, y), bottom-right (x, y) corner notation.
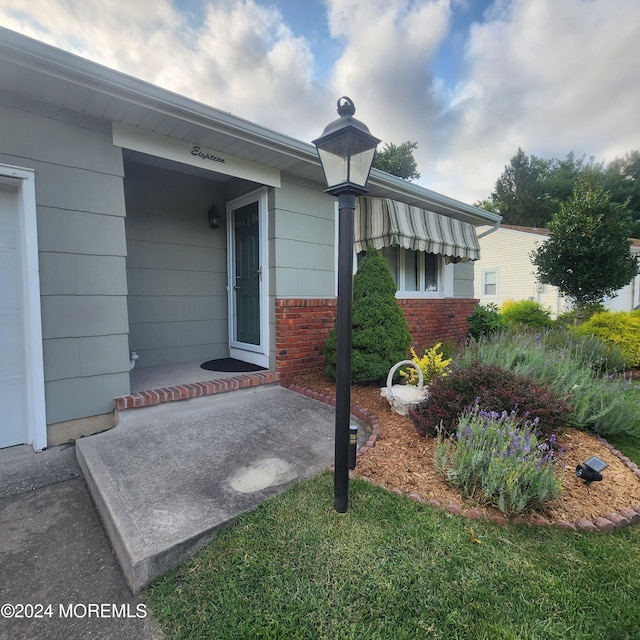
top-left (372, 141), bottom-right (421, 181)
top-left (531, 178), bottom-right (639, 323)
top-left (490, 148), bottom-right (553, 227)
top-left (545, 152), bottom-right (604, 215)
top-left (324, 246), bottom-right (412, 384)
top-left (604, 151), bottom-right (640, 238)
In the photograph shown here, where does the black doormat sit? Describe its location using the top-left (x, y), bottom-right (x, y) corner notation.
top-left (200, 358), bottom-right (266, 373)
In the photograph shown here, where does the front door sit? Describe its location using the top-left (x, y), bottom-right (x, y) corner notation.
top-left (227, 189), bottom-right (269, 367)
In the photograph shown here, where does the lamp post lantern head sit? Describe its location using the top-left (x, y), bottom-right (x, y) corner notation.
top-left (313, 97), bottom-right (380, 196)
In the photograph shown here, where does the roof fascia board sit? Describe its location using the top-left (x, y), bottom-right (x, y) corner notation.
top-left (0, 27), bottom-right (317, 162)
top-left (367, 169), bottom-right (502, 226)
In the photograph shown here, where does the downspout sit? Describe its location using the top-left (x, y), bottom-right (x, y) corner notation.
top-left (476, 220), bottom-right (501, 239)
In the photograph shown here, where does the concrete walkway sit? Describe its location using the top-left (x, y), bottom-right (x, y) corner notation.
top-left (0, 445), bottom-right (160, 640)
top-left (77, 385), bottom-right (368, 593)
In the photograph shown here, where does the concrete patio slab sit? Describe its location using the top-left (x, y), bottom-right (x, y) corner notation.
top-left (76, 385), bottom-right (366, 593)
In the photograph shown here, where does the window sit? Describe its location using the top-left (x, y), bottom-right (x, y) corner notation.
top-left (482, 269), bottom-right (498, 296)
top-left (380, 247), bottom-right (441, 295)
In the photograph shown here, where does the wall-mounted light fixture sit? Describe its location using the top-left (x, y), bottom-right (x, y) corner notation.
top-left (576, 455), bottom-right (609, 486)
top-left (208, 205), bottom-right (220, 229)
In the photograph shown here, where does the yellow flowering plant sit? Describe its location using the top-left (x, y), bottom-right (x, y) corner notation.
top-left (400, 342), bottom-right (452, 386)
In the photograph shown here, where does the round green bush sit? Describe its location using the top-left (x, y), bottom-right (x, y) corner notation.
top-left (500, 299), bottom-right (553, 329)
top-left (467, 303), bottom-right (505, 339)
top-left (324, 246), bottom-right (412, 385)
top-left (575, 310), bottom-right (640, 368)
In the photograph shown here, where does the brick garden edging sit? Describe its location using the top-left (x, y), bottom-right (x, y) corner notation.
top-left (288, 384), bottom-right (640, 532)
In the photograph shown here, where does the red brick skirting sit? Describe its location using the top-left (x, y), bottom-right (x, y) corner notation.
top-left (275, 297), bottom-right (477, 384)
top-left (115, 371), bottom-right (280, 411)
top-left (399, 298), bottom-right (477, 354)
top-left (288, 384), bottom-right (640, 531)
top-left (275, 298), bottom-right (337, 383)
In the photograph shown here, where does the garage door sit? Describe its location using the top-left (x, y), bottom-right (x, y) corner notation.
top-left (0, 184), bottom-right (29, 448)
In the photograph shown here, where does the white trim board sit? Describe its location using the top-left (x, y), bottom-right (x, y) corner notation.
top-left (0, 163), bottom-right (47, 451)
top-left (113, 123), bottom-right (281, 188)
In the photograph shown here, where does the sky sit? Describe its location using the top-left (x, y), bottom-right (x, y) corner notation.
top-left (1, 0), bottom-right (639, 205)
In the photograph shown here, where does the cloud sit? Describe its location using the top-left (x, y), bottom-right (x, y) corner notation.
top-left (0, 0), bottom-right (327, 139)
top-left (326, 0), bottom-right (453, 151)
top-left (1, 0), bottom-right (639, 206)
top-left (429, 0), bottom-right (640, 203)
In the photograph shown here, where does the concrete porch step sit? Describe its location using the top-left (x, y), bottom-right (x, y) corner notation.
top-left (76, 385), bottom-right (363, 593)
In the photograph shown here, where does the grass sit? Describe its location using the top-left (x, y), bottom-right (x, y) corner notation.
top-left (606, 433), bottom-right (640, 466)
top-left (145, 473), bottom-right (640, 640)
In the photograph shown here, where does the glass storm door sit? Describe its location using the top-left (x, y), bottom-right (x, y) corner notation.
top-left (234, 202), bottom-right (260, 345)
top-left (227, 190), bottom-right (268, 367)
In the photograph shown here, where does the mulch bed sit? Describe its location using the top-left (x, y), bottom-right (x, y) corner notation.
top-left (291, 373), bottom-right (640, 530)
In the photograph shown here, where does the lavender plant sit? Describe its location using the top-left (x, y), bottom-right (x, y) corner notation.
top-left (434, 403), bottom-right (563, 514)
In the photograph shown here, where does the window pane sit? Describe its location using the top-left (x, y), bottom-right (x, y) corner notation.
top-left (483, 270), bottom-right (497, 295)
top-left (404, 250), bottom-right (419, 291)
top-left (424, 253), bottom-right (438, 291)
top-left (381, 246), bottom-right (399, 289)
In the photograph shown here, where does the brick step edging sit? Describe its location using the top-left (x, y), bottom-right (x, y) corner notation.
top-left (116, 371), bottom-right (280, 411)
top-left (287, 384), bottom-right (640, 532)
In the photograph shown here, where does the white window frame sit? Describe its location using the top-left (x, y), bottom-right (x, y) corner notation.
top-left (385, 247), bottom-right (449, 299)
top-left (482, 269), bottom-right (498, 297)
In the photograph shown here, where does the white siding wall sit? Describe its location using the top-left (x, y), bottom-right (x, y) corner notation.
top-left (475, 228), bottom-right (639, 316)
top-left (474, 227), bottom-right (565, 317)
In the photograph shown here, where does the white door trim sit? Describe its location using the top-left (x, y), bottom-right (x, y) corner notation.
top-left (226, 187), bottom-right (269, 368)
top-left (0, 163), bottom-right (47, 451)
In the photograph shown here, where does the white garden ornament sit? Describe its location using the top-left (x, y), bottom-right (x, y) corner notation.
top-left (381, 360), bottom-right (429, 416)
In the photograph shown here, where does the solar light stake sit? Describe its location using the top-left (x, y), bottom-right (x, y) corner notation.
top-left (349, 424), bottom-right (358, 470)
top-left (576, 455), bottom-right (609, 486)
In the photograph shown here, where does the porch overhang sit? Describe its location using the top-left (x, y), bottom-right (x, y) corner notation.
top-left (355, 197), bottom-right (481, 262)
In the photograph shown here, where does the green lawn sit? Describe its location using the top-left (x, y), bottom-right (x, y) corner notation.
top-left (606, 433), bottom-right (640, 466)
top-left (145, 473), bottom-right (640, 640)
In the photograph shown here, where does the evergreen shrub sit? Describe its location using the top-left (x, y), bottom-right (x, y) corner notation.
top-left (554, 303), bottom-right (604, 328)
top-left (324, 246), bottom-right (412, 385)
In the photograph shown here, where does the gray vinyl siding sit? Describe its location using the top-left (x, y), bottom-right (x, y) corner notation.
top-left (124, 162), bottom-right (228, 368)
top-left (270, 177), bottom-right (335, 298)
top-left (0, 97), bottom-right (130, 425)
top-left (452, 261), bottom-right (475, 298)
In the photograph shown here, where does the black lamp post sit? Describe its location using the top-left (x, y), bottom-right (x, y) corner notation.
top-left (313, 97), bottom-right (380, 513)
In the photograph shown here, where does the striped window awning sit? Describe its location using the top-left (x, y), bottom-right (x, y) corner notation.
top-left (354, 197), bottom-right (481, 262)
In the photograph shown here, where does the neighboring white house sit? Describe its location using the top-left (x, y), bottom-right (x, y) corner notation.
top-left (474, 225), bottom-right (640, 317)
